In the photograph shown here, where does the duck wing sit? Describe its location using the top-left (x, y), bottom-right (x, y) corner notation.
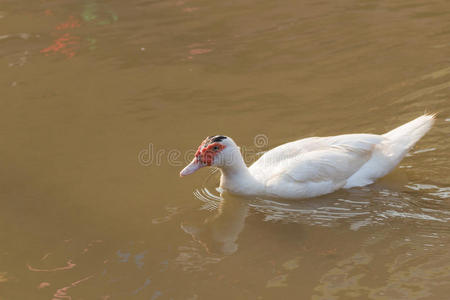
top-left (249, 134), bottom-right (386, 197)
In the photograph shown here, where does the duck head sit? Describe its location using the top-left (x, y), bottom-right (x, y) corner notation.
top-left (180, 135), bottom-right (239, 177)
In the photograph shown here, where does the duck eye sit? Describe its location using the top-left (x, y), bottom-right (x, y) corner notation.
top-left (213, 146), bottom-right (219, 151)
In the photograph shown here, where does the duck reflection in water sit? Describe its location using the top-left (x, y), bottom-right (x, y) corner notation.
top-left (180, 168), bottom-right (415, 256)
top-left (181, 192), bottom-right (249, 255)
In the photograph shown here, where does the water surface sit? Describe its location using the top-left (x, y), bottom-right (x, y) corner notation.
top-left (1, 0), bottom-right (450, 299)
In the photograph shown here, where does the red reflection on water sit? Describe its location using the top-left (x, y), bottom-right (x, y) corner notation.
top-left (40, 14), bottom-right (82, 58)
top-left (56, 16), bottom-right (81, 30)
top-left (53, 275), bottom-right (94, 300)
top-left (189, 48), bottom-right (212, 55)
top-left (40, 33), bottom-right (80, 58)
top-left (27, 260), bottom-right (76, 272)
top-left (38, 282), bottom-right (51, 289)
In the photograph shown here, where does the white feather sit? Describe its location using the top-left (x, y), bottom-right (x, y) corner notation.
top-left (185, 114), bottom-right (436, 199)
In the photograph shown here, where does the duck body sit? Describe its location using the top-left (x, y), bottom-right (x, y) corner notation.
top-left (181, 114), bottom-right (435, 199)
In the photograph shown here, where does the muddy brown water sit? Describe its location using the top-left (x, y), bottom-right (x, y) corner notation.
top-left (1, 0), bottom-right (450, 299)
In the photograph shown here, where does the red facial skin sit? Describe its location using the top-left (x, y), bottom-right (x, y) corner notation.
top-left (195, 142), bottom-right (225, 166)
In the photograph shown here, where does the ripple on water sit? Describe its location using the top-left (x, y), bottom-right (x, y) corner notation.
top-left (175, 242), bottom-right (223, 272)
top-left (193, 172), bottom-right (450, 232)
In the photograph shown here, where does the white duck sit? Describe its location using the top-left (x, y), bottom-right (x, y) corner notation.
top-left (180, 114), bottom-right (435, 199)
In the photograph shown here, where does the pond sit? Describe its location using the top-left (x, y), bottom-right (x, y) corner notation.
top-left (1, 0), bottom-right (449, 299)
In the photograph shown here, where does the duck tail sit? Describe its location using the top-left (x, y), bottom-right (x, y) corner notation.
top-left (383, 113), bottom-right (436, 150)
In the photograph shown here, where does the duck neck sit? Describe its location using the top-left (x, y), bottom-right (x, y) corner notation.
top-left (219, 151), bottom-right (262, 195)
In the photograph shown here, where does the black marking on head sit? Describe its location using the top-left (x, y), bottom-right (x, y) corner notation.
top-left (211, 135), bottom-right (227, 143)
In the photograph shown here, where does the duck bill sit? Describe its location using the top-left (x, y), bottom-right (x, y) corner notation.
top-left (180, 159), bottom-right (204, 177)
